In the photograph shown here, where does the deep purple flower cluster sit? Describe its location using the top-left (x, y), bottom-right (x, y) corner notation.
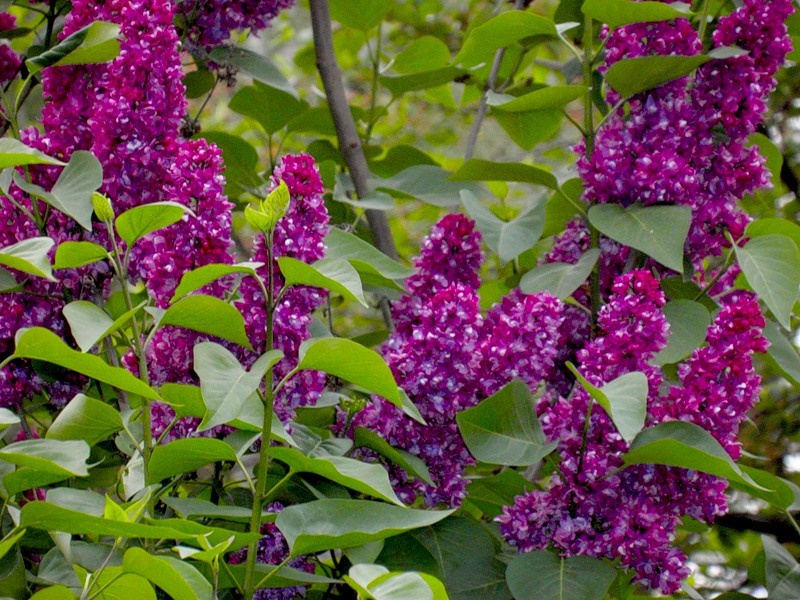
top-left (0, 13), bottom-right (20, 84)
top-left (235, 153), bottom-right (330, 425)
top-left (579, 0), bottom-right (793, 266)
top-left (349, 215), bottom-right (564, 507)
top-left (176, 0), bottom-right (296, 51)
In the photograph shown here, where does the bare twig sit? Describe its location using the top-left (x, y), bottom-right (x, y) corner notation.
top-left (464, 0), bottom-right (528, 160)
top-left (309, 0), bottom-right (398, 263)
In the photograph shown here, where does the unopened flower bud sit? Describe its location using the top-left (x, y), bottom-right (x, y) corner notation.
top-left (92, 192), bottom-right (114, 222)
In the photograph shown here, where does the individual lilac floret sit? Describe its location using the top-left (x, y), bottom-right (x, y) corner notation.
top-left (176, 0), bottom-right (296, 51)
top-left (229, 503), bottom-right (315, 600)
top-left (236, 154), bottom-right (330, 424)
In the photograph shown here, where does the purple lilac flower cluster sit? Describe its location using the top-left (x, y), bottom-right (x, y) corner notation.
top-left (578, 0), bottom-right (793, 266)
top-left (0, 12), bottom-right (20, 84)
top-left (229, 503), bottom-right (315, 600)
top-left (348, 215), bottom-right (563, 507)
top-left (235, 154), bottom-right (330, 425)
top-left (0, 0), bottom-right (239, 409)
top-left (175, 0), bottom-right (296, 51)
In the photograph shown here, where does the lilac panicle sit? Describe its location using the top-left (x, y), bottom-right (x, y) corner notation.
top-left (176, 0), bottom-right (296, 51)
top-left (350, 215), bottom-right (564, 507)
top-left (236, 154), bottom-right (330, 425)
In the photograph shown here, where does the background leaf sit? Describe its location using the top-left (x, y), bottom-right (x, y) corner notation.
top-left (506, 552), bottom-right (616, 600)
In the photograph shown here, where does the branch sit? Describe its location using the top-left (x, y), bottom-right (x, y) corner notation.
top-left (464, 0), bottom-right (528, 160)
top-left (716, 512), bottom-right (800, 544)
top-left (309, 0), bottom-right (398, 262)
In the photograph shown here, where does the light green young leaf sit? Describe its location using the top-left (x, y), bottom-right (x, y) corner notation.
top-left (520, 248), bottom-right (599, 300)
top-left (392, 36), bottom-right (451, 73)
top-left (46, 394), bottom-right (123, 446)
top-left (160, 295), bottom-right (252, 349)
top-left (0, 138), bottom-right (65, 169)
top-left (172, 262), bottom-right (262, 301)
top-left (27, 21), bottom-right (121, 74)
top-left (0, 529), bottom-right (25, 563)
top-left (279, 257), bottom-right (368, 307)
top-left (115, 202), bottom-right (191, 247)
top-left (276, 499), bottom-right (455, 556)
top-left (12, 327), bottom-right (160, 399)
top-left (457, 379), bottom-right (556, 466)
top-left (54, 241), bottom-right (108, 270)
top-left (734, 234), bottom-right (800, 330)
top-left (148, 438), bottom-right (238, 483)
top-left (0, 237), bottom-right (56, 281)
top-left (49, 151), bottom-right (103, 230)
top-left (461, 191), bottom-right (546, 264)
top-left (568, 366), bottom-right (647, 443)
top-left (488, 85), bottom-right (586, 112)
top-left (297, 338), bottom-right (401, 407)
top-left (588, 203), bottom-right (691, 272)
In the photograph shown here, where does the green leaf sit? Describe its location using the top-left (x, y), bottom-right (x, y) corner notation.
top-left (122, 548), bottom-right (213, 600)
top-left (330, 0), bottom-right (390, 31)
top-left (19, 501), bottom-right (253, 543)
top-left (46, 394), bottom-right (122, 446)
top-left (298, 338), bottom-right (401, 407)
top-left (276, 499), bottom-right (454, 556)
top-left (461, 191), bottom-right (545, 264)
top-left (0, 237), bottom-right (56, 281)
top-left (229, 82), bottom-right (309, 135)
top-left (746, 218), bottom-right (800, 252)
top-left (0, 138), bottom-right (65, 168)
top-left (199, 132), bottom-right (261, 197)
top-left (0, 439), bottom-right (90, 477)
top-left (193, 342), bottom-right (281, 431)
top-left (568, 367), bottom-right (647, 443)
top-left (457, 380), bottom-right (556, 466)
top-left (91, 568), bottom-right (156, 600)
top-left (0, 530), bottom-right (25, 562)
top-left (270, 447), bottom-right (404, 506)
top-left (50, 150), bottom-right (103, 230)
top-left (465, 470), bottom-right (532, 519)
top-left (736, 466), bottom-right (800, 510)
top-left (488, 85), bottom-right (586, 112)
top-left (346, 564), bottom-right (446, 600)
top-left (279, 257), bottom-right (368, 307)
top-left (26, 21), bottom-right (121, 74)
top-left (0, 267), bottom-right (19, 291)
top-left (354, 427), bottom-right (434, 486)
top-left (583, 0), bottom-right (692, 29)
top-left (12, 327), bottom-right (160, 400)
top-left (454, 12), bottom-right (558, 68)
top-left (115, 201), bottom-right (190, 247)
top-left (379, 516), bottom-right (511, 600)
top-left (208, 46), bottom-right (296, 97)
top-left (506, 552), bottom-right (617, 600)
top-left (30, 585), bottom-right (77, 599)
top-left (520, 248), bottom-right (599, 300)
top-left (763, 320), bottom-right (800, 388)
top-left (495, 109), bottom-right (564, 151)
top-left (734, 234), bottom-right (800, 330)
top-left (393, 36), bottom-right (451, 73)
top-left (162, 497), bottom-right (254, 522)
top-left (0, 407), bottom-right (16, 430)
top-left (622, 421), bottom-right (770, 494)
top-left (148, 438), bottom-right (237, 484)
top-left (763, 535), bottom-right (800, 600)
top-left (604, 48), bottom-right (746, 98)
top-left (219, 563), bottom-right (338, 591)
top-left (451, 159), bottom-right (558, 190)
top-left (63, 301), bottom-right (114, 353)
top-left (376, 166), bottom-right (483, 207)
top-left (324, 227), bottom-right (414, 281)
top-left (654, 300), bottom-right (711, 365)
top-left (160, 295), bottom-right (252, 349)
top-left (54, 241), bottom-right (108, 270)
top-left (380, 67), bottom-right (464, 96)
top-left (172, 262), bottom-right (261, 301)
top-left (588, 203), bottom-right (691, 272)
top-left (184, 68), bottom-right (215, 99)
